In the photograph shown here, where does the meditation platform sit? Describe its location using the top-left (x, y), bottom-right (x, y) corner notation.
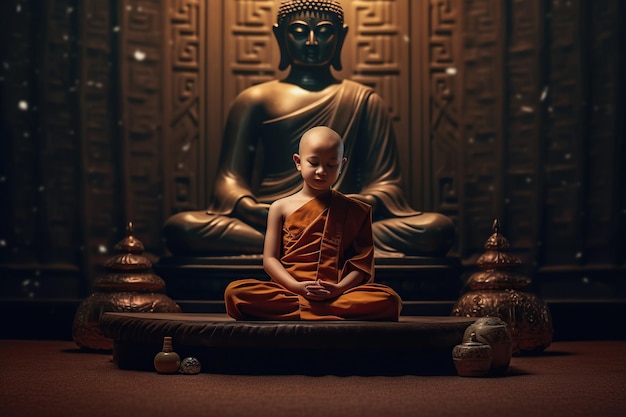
top-left (100, 312), bottom-right (475, 375)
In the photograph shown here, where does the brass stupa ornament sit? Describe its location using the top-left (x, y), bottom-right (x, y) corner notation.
top-left (451, 219), bottom-right (553, 355)
top-left (72, 222), bottom-right (181, 351)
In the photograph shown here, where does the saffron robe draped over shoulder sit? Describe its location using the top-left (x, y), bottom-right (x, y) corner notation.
top-left (224, 191), bottom-right (402, 321)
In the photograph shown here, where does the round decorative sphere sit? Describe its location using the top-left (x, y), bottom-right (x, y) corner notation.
top-left (179, 357), bottom-right (202, 374)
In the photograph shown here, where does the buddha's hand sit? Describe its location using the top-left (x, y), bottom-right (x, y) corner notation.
top-left (234, 197), bottom-right (270, 229)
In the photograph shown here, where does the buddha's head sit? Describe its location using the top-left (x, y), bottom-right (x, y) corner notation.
top-left (274, 0), bottom-right (348, 71)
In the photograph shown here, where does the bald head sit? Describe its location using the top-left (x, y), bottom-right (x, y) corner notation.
top-left (298, 126), bottom-right (344, 158)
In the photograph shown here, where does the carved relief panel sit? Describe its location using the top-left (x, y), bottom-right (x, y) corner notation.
top-left (345, 0), bottom-right (411, 193)
top-left (414, 0), bottom-right (463, 253)
top-left (162, 0), bottom-right (205, 216)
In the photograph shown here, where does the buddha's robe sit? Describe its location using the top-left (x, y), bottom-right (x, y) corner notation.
top-left (163, 80), bottom-right (454, 256)
top-left (224, 190), bottom-right (402, 321)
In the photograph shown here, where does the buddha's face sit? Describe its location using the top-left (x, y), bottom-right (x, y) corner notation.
top-left (283, 13), bottom-right (340, 67)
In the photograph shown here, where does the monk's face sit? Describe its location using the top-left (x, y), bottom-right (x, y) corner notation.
top-left (284, 13), bottom-right (339, 67)
top-left (294, 128), bottom-right (346, 192)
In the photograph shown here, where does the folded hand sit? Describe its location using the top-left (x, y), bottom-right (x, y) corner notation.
top-left (304, 280), bottom-right (343, 301)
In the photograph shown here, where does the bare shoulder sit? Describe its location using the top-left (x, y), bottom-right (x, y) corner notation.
top-left (268, 197), bottom-right (287, 215)
top-left (271, 193), bottom-right (311, 220)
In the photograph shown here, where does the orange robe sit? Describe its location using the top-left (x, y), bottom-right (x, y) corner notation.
top-left (224, 190), bottom-right (402, 321)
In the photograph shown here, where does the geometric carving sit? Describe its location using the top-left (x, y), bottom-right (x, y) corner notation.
top-left (173, 73), bottom-right (198, 113)
top-left (347, 0), bottom-right (411, 201)
top-left (428, 0), bottom-right (461, 233)
top-left (229, 1), bottom-right (276, 100)
top-left (171, 0), bottom-right (200, 70)
top-left (164, 0), bottom-right (203, 219)
top-left (233, 0), bottom-right (275, 26)
top-left (234, 36), bottom-right (274, 66)
top-left (431, 0), bottom-right (457, 33)
top-left (351, 0), bottom-right (402, 64)
top-left (224, 0), bottom-right (277, 107)
top-left (351, 0), bottom-right (402, 87)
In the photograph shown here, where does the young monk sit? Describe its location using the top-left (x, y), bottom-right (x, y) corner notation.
top-left (224, 126), bottom-right (402, 321)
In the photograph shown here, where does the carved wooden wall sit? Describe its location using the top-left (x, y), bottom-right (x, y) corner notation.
top-left (413, 0), bottom-right (463, 252)
top-left (0, 0), bottom-right (624, 299)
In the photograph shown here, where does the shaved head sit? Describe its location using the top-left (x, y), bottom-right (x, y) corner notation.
top-left (298, 126), bottom-right (344, 157)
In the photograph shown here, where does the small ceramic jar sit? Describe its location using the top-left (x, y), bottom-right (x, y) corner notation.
top-left (463, 316), bottom-right (512, 375)
top-left (154, 336), bottom-right (181, 374)
top-left (452, 332), bottom-right (493, 377)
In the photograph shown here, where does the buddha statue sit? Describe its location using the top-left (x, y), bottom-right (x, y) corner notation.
top-left (162, 0), bottom-right (455, 258)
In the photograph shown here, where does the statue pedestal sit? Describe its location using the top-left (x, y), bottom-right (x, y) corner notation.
top-left (155, 256), bottom-right (463, 313)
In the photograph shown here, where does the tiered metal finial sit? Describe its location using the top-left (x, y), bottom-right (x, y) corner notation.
top-left (72, 221), bottom-right (181, 351)
top-left (452, 219), bottom-right (553, 355)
